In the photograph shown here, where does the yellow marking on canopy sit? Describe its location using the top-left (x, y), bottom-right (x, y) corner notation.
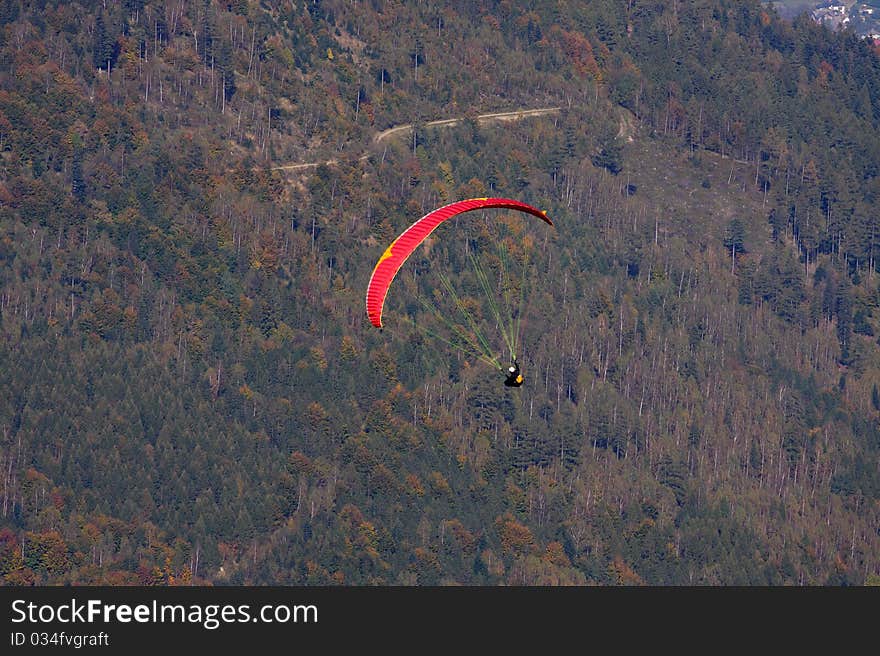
top-left (376, 239), bottom-right (397, 265)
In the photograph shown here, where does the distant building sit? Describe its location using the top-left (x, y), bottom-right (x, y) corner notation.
top-left (812, 4), bottom-right (850, 30)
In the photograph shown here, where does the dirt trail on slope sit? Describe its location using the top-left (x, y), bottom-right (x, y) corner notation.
top-left (617, 107), bottom-right (636, 142)
top-left (271, 107), bottom-right (561, 172)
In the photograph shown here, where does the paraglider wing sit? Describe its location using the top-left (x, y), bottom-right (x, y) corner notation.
top-left (365, 197), bottom-right (552, 328)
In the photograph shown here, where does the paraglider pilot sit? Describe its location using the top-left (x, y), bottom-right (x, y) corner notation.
top-left (504, 360), bottom-right (524, 387)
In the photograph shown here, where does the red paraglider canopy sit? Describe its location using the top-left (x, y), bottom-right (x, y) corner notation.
top-left (365, 197), bottom-right (552, 328)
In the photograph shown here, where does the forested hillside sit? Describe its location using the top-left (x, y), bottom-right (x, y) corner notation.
top-left (1, 0), bottom-right (878, 585)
